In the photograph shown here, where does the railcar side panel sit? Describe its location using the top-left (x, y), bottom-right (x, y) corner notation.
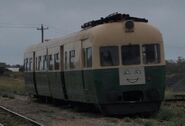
top-left (35, 72), bottom-right (51, 97)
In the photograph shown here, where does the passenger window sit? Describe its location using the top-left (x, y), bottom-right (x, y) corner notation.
top-left (24, 59), bottom-right (28, 71)
top-left (100, 46), bottom-right (119, 66)
top-left (48, 55), bottom-right (53, 70)
top-left (38, 56), bottom-right (42, 70)
top-left (29, 58), bottom-right (33, 71)
top-left (83, 47), bottom-right (92, 68)
top-left (142, 44), bottom-right (160, 64)
top-left (35, 57), bottom-right (38, 70)
top-left (65, 51), bottom-right (68, 69)
top-left (122, 45), bottom-right (140, 65)
top-left (43, 55), bottom-right (47, 70)
top-left (69, 50), bottom-right (75, 69)
top-left (54, 53), bottom-right (59, 70)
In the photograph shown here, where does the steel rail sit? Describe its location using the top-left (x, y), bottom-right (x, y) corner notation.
top-left (0, 105), bottom-right (43, 126)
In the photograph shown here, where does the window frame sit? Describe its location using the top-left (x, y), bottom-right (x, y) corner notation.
top-left (43, 55), bottom-right (48, 71)
top-left (54, 53), bottom-right (60, 70)
top-left (69, 50), bottom-right (75, 69)
top-left (29, 58), bottom-right (33, 71)
top-left (48, 54), bottom-right (53, 70)
top-left (121, 44), bottom-right (141, 65)
top-left (100, 46), bottom-right (119, 67)
top-left (142, 43), bottom-right (161, 64)
top-left (38, 56), bottom-right (42, 71)
top-left (24, 58), bottom-right (28, 71)
top-left (83, 47), bottom-right (92, 68)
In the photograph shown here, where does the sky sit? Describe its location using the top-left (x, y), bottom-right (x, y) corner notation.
top-left (0, 0), bottom-right (185, 65)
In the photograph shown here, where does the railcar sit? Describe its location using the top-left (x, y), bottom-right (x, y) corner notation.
top-left (24, 13), bottom-right (165, 115)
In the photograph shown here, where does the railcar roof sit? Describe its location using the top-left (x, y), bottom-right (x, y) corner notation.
top-left (25, 21), bottom-right (162, 53)
top-left (88, 21), bottom-right (162, 45)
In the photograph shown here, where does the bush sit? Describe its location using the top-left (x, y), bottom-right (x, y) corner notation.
top-left (155, 106), bottom-right (174, 121)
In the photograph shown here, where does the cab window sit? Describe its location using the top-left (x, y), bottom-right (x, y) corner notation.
top-left (100, 46), bottom-right (119, 66)
top-left (122, 45), bottom-right (140, 65)
top-left (142, 44), bottom-right (160, 64)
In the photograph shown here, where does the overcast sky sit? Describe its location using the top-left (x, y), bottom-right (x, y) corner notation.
top-left (0, 0), bottom-right (185, 65)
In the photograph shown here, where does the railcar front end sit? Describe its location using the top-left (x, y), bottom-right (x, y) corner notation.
top-left (90, 21), bottom-right (165, 115)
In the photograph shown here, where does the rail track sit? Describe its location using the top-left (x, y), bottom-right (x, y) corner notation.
top-left (0, 106), bottom-right (43, 126)
top-left (163, 94), bottom-right (185, 108)
top-left (164, 94), bottom-right (185, 102)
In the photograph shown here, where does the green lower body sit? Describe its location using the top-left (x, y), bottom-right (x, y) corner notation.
top-left (24, 66), bottom-right (165, 115)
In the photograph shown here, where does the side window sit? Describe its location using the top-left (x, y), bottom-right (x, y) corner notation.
top-left (38, 56), bottom-right (42, 70)
top-left (48, 55), bottom-right (53, 70)
top-left (43, 55), bottom-right (47, 70)
top-left (122, 45), bottom-right (140, 65)
top-left (35, 57), bottom-right (38, 70)
top-left (100, 46), bottom-right (119, 66)
top-left (29, 58), bottom-right (33, 71)
top-left (65, 51), bottom-right (68, 69)
top-left (54, 53), bottom-right (59, 70)
top-left (24, 58), bottom-right (28, 71)
top-left (83, 47), bottom-right (92, 68)
top-left (69, 50), bottom-right (75, 69)
top-left (142, 44), bottom-right (160, 64)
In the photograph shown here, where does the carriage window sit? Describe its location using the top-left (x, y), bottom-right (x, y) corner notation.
top-left (69, 50), bottom-right (75, 69)
top-left (29, 58), bottom-right (33, 71)
top-left (54, 53), bottom-right (59, 70)
top-left (100, 46), bottom-right (119, 66)
top-left (24, 58), bottom-right (28, 71)
top-left (38, 56), bottom-right (42, 70)
top-left (83, 47), bottom-right (92, 68)
top-left (65, 51), bottom-right (68, 69)
top-left (48, 55), bottom-right (53, 70)
top-left (35, 57), bottom-right (38, 70)
top-left (122, 45), bottom-right (140, 65)
top-left (142, 44), bottom-right (160, 64)
top-left (43, 55), bottom-right (47, 70)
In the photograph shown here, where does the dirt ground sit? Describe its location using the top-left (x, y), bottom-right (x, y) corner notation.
top-left (0, 95), bottom-right (143, 126)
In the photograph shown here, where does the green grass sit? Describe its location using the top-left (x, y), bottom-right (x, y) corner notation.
top-left (151, 104), bottom-right (185, 126)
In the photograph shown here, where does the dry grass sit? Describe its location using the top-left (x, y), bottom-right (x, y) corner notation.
top-left (0, 72), bottom-right (25, 96)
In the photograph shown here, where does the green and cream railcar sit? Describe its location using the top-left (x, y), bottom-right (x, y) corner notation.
top-left (24, 13), bottom-right (165, 115)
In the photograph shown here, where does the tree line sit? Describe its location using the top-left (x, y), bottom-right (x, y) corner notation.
top-left (166, 56), bottom-right (185, 74)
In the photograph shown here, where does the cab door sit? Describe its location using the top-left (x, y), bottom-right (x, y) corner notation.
top-left (81, 39), bottom-right (94, 102)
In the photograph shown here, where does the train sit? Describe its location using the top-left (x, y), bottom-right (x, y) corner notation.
top-left (24, 13), bottom-right (165, 115)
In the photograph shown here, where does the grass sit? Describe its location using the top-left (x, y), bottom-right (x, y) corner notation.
top-left (165, 88), bottom-right (185, 100)
top-left (0, 72), bottom-right (25, 96)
